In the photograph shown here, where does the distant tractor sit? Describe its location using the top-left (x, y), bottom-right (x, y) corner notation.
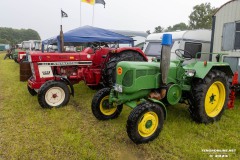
top-left (91, 34), bottom-right (232, 144)
top-left (13, 40), bottom-right (41, 63)
top-left (27, 44), bottom-right (147, 108)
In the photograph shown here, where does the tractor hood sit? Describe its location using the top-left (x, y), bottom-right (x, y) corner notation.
top-left (28, 51), bottom-right (94, 63)
top-left (115, 61), bottom-right (179, 94)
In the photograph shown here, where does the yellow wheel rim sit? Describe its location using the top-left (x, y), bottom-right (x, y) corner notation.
top-left (205, 81), bottom-right (226, 117)
top-left (100, 96), bottom-right (117, 116)
top-left (138, 111), bottom-right (159, 137)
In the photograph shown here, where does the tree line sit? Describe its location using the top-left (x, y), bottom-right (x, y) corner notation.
top-left (147, 3), bottom-right (217, 34)
top-left (0, 27), bottom-right (40, 45)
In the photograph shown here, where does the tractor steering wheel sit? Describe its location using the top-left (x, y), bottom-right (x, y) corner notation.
top-left (175, 49), bottom-right (192, 60)
top-left (91, 42), bottom-right (101, 50)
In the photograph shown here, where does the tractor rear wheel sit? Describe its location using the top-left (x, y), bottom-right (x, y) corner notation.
top-left (189, 70), bottom-right (229, 123)
top-left (102, 51), bottom-right (146, 87)
top-left (87, 84), bottom-right (103, 90)
top-left (91, 88), bottom-right (123, 120)
top-left (38, 81), bottom-right (70, 109)
top-left (127, 102), bottom-right (164, 144)
top-left (27, 85), bottom-right (37, 96)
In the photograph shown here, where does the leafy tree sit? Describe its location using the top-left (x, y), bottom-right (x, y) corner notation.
top-left (0, 38), bottom-right (10, 44)
top-left (146, 30), bottom-right (151, 35)
top-left (0, 27), bottom-right (41, 45)
top-left (154, 26), bottom-right (164, 33)
top-left (165, 23), bottom-right (189, 32)
top-left (189, 3), bottom-right (217, 29)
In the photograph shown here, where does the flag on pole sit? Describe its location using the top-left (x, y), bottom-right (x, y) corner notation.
top-left (61, 10), bottom-right (68, 18)
top-left (80, 0), bottom-right (106, 26)
top-left (81, 0), bottom-right (95, 5)
top-left (95, 0), bottom-right (106, 8)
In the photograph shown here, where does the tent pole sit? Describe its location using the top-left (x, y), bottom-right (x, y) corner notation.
top-left (80, 1), bottom-right (82, 26)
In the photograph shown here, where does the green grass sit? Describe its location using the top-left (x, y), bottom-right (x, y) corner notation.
top-left (0, 52), bottom-right (239, 160)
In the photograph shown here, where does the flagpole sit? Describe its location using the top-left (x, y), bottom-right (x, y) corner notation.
top-left (92, 5), bottom-right (95, 26)
top-left (80, 1), bottom-right (82, 26)
top-left (61, 8), bottom-right (62, 25)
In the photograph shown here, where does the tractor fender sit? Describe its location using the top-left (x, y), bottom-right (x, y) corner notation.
top-left (185, 62), bottom-right (233, 79)
top-left (114, 47), bottom-right (148, 61)
top-left (148, 98), bottom-right (167, 120)
top-left (60, 77), bottom-right (74, 97)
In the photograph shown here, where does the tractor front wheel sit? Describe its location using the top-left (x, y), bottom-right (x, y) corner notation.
top-left (91, 88), bottom-right (123, 120)
top-left (127, 102), bottom-right (164, 144)
top-left (38, 81), bottom-right (70, 108)
top-left (189, 70), bottom-right (229, 123)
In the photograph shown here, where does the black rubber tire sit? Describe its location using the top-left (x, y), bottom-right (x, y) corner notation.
top-left (87, 84), bottom-right (103, 90)
top-left (102, 51), bottom-right (146, 87)
top-left (127, 102), bottom-right (164, 144)
top-left (189, 70), bottom-right (229, 124)
top-left (38, 81), bottom-right (70, 109)
top-left (27, 85), bottom-right (37, 96)
top-left (91, 88), bottom-right (123, 120)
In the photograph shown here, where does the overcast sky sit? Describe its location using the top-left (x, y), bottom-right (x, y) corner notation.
top-left (0, 0), bottom-right (229, 40)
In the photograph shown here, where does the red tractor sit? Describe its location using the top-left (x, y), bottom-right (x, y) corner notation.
top-left (27, 45), bottom-right (147, 108)
top-left (13, 40), bottom-right (42, 63)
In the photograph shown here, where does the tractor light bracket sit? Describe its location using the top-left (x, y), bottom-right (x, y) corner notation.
top-left (114, 84), bottom-right (123, 93)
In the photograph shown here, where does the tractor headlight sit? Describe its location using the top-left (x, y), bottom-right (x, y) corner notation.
top-left (185, 69), bottom-right (196, 77)
top-left (114, 84), bottom-right (123, 93)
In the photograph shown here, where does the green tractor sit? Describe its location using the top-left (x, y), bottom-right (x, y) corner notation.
top-left (91, 34), bottom-right (233, 144)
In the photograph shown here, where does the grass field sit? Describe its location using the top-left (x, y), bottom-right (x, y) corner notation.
top-left (0, 52), bottom-right (239, 160)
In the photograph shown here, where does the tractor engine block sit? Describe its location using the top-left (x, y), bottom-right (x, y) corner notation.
top-left (60, 66), bottom-right (78, 77)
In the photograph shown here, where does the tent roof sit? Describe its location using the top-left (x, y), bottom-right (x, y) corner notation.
top-left (42, 25), bottom-right (134, 45)
top-left (109, 29), bottom-right (148, 38)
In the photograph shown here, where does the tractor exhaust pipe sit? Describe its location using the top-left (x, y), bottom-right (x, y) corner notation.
top-left (160, 34), bottom-right (172, 98)
top-left (149, 34), bottom-right (172, 100)
top-left (60, 25), bottom-right (64, 53)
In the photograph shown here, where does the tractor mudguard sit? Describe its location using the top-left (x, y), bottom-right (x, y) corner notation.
top-left (114, 47), bottom-right (148, 61)
top-left (184, 62), bottom-right (233, 79)
top-left (147, 98), bottom-right (167, 120)
top-left (60, 77), bottom-right (74, 97)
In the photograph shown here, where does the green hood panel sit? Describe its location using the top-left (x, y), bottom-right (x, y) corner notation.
top-left (184, 61), bottom-right (233, 79)
top-left (116, 61), bottom-right (179, 93)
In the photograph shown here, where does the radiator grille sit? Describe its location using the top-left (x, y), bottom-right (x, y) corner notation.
top-left (123, 70), bottom-right (133, 87)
